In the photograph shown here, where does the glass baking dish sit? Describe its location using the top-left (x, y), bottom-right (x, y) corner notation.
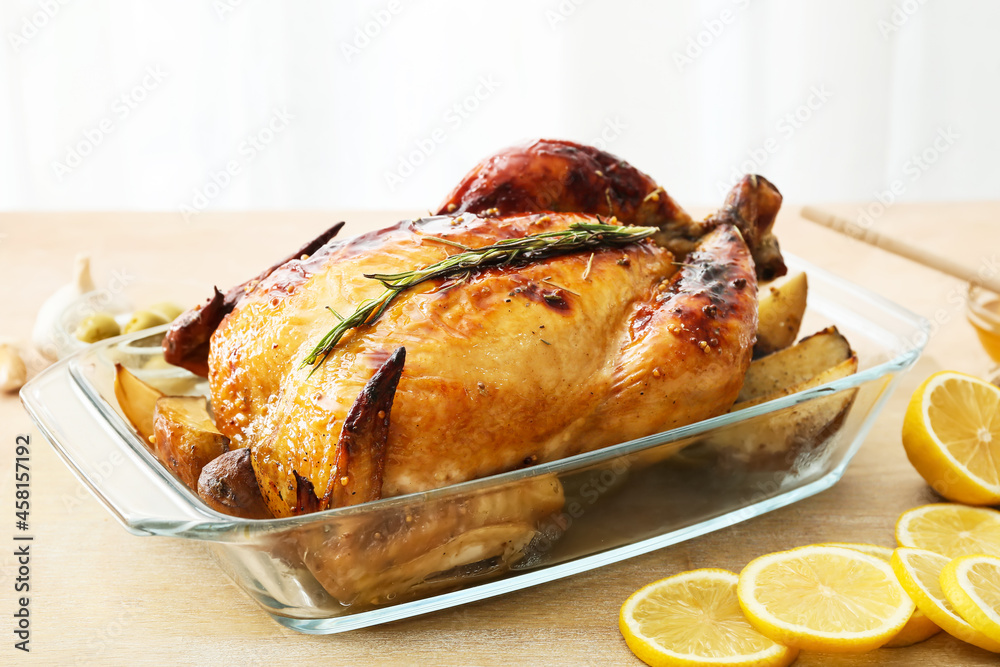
top-left (21, 254), bottom-right (928, 634)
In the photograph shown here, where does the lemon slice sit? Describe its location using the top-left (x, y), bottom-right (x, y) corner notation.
top-left (941, 554), bottom-right (1000, 644)
top-left (737, 545), bottom-right (914, 652)
top-left (890, 547), bottom-right (1000, 652)
top-left (896, 503), bottom-right (1000, 558)
top-left (902, 371), bottom-right (1000, 505)
top-left (818, 542), bottom-right (941, 647)
top-left (819, 542), bottom-right (894, 561)
top-left (619, 569), bottom-right (798, 667)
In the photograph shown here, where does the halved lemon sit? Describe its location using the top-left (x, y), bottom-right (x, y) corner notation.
top-left (895, 503), bottom-right (1000, 558)
top-left (619, 569), bottom-right (798, 667)
top-left (736, 545), bottom-right (914, 652)
top-left (819, 542), bottom-right (940, 647)
top-left (941, 554), bottom-right (1000, 644)
top-left (890, 547), bottom-right (1000, 653)
top-left (902, 371), bottom-right (1000, 505)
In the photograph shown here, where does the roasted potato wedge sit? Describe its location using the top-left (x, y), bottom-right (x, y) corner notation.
top-left (709, 356), bottom-right (859, 468)
top-left (694, 324), bottom-right (859, 469)
top-left (734, 355), bottom-right (858, 413)
top-left (153, 396), bottom-right (230, 489)
top-left (754, 272), bottom-right (808, 357)
top-left (198, 448), bottom-right (272, 519)
top-left (738, 326), bottom-right (852, 405)
top-left (114, 363), bottom-right (164, 443)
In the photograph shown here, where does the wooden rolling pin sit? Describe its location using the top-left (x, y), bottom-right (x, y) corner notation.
top-left (800, 205), bottom-right (1000, 295)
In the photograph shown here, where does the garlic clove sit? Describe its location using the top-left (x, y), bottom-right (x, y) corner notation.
top-left (0, 344), bottom-right (27, 393)
top-left (32, 253), bottom-right (95, 360)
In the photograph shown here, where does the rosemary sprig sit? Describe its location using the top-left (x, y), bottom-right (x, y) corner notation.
top-left (300, 222), bottom-right (658, 370)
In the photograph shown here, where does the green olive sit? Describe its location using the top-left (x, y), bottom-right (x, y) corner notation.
top-left (147, 301), bottom-right (184, 322)
top-left (75, 313), bottom-right (121, 343)
top-left (123, 310), bottom-right (169, 334)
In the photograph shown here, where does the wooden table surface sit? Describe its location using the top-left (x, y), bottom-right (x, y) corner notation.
top-left (2, 203), bottom-right (998, 666)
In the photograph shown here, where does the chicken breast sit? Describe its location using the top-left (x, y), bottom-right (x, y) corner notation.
top-left (209, 211), bottom-right (758, 518)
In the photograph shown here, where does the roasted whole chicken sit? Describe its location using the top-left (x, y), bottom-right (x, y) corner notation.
top-left (163, 139), bottom-right (785, 603)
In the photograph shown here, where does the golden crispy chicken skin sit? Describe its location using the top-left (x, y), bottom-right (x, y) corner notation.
top-left (436, 138), bottom-right (694, 231)
top-left (209, 210), bottom-right (758, 518)
top-left (163, 223), bottom-right (345, 377)
top-left (169, 140), bottom-right (781, 383)
top-left (438, 139), bottom-right (785, 280)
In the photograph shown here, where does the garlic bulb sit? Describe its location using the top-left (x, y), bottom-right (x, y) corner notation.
top-left (32, 254), bottom-right (95, 360)
top-left (0, 344), bottom-right (27, 393)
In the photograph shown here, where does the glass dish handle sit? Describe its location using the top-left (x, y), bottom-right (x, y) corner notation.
top-left (20, 360), bottom-right (215, 533)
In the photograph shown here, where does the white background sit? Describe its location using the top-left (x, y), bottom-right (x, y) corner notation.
top-left (1, 0), bottom-right (997, 214)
